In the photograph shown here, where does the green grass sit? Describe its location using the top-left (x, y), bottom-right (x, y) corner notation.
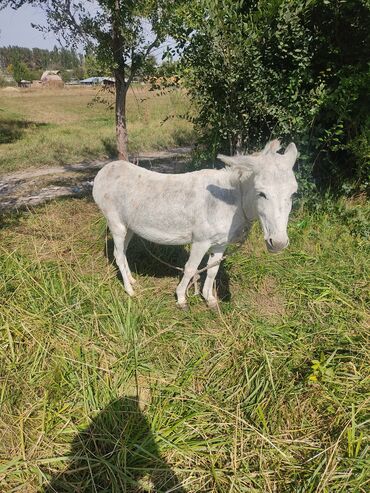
top-left (0, 85), bottom-right (194, 174)
top-left (0, 198), bottom-right (368, 492)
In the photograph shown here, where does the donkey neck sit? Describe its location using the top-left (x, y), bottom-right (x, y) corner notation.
top-left (237, 173), bottom-right (257, 223)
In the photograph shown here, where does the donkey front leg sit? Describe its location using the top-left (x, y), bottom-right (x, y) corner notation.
top-left (123, 228), bottom-right (136, 285)
top-left (176, 242), bottom-right (210, 309)
top-left (202, 245), bottom-right (226, 308)
top-left (109, 220), bottom-right (135, 297)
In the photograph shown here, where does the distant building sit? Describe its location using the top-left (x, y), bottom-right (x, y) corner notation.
top-left (65, 79), bottom-right (80, 85)
top-left (18, 79), bottom-right (31, 88)
top-left (79, 76), bottom-right (104, 85)
top-left (103, 77), bottom-right (116, 87)
top-left (77, 76), bottom-right (127, 88)
top-left (102, 77), bottom-right (128, 87)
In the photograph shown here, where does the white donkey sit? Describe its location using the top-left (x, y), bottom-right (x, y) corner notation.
top-left (93, 140), bottom-right (298, 308)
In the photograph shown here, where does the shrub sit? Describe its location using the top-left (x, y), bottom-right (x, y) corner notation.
top-left (173, 0), bottom-right (370, 195)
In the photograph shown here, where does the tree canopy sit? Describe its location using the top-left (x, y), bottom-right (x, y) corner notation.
top-left (170, 0), bottom-right (370, 194)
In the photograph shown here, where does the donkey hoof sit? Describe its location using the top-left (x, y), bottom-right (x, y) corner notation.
top-left (177, 302), bottom-right (189, 311)
top-left (207, 300), bottom-right (218, 310)
top-left (126, 288), bottom-right (135, 297)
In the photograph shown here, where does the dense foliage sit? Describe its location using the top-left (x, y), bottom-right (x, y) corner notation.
top-left (172, 0), bottom-right (370, 195)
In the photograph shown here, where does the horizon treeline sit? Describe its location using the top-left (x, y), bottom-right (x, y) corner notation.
top-left (0, 45), bottom-right (177, 83)
top-left (0, 45), bottom-right (82, 72)
top-left (0, 45), bottom-right (84, 82)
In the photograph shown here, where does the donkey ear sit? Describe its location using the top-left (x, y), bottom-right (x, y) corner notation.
top-left (284, 143), bottom-right (299, 168)
top-left (217, 154), bottom-right (257, 169)
top-left (262, 139), bottom-right (281, 154)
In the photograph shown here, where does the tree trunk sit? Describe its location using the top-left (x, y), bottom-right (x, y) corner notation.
top-left (115, 70), bottom-right (129, 161)
top-left (112, 0), bottom-right (129, 161)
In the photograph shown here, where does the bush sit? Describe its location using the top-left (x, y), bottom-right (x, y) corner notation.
top-left (174, 0), bottom-right (370, 196)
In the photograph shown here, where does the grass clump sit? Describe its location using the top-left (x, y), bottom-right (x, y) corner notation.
top-left (0, 198), bottom-right (368, 492)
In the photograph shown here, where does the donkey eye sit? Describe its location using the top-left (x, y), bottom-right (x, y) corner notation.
top-left (258, 192), bottom-right (267, 199)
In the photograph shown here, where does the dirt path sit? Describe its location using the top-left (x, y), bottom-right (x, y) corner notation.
top-left (0, 147), bottom-right (191, 211)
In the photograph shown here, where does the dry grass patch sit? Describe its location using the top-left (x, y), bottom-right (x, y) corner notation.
top-left (1, 200), bottom-right (101, 265)
top-left (0, 85), bottom-right (194, 173)
top-left (248, 277), bottom-right (286, 320)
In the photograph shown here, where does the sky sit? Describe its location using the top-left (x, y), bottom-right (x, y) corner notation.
top-left (0, 3), bottom-right (176, 61)
top-left (0, 5), bottom-right (59, 50)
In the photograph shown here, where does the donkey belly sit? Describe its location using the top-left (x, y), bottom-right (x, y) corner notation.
top-left (122, 202), bottom-right (234, 246)
top-left (130, 218), bottom-right (193, 245)
top-left (118, 189), bottom-right (195, 246)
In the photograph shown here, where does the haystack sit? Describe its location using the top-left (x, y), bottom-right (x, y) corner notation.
top-left (40, 70), bottom-right (64, 88)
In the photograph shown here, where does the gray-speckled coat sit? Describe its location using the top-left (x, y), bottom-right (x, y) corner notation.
top-left (93, 140), bottom-right (298, 308)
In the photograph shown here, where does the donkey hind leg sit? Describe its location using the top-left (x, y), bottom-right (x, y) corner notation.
top-left (123, 229), bottom-right (136, 284)
top-left (176, 242), bottom-right (210, 309)
top-left (109, 220), bottom-right (135, 297)
top-left (202, 245), bottom-right (226, 308)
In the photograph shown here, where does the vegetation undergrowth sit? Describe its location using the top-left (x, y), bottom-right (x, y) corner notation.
top-left (0, 197), bottom-right (368, 492)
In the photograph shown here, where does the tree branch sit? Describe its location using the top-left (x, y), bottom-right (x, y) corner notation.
top-left (127, 35), bottom-right (160, 86)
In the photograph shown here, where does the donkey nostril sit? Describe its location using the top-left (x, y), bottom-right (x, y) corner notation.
top-left (269, 238), bottom-right (274, 247)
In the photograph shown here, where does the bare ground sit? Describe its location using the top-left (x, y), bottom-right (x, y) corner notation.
top-left (0, 147), bottom-right (191, 211)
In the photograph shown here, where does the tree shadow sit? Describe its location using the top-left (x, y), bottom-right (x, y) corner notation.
top-left (42, 396), bottom-right (185, 492)
top-left (102, 137), bottom-right (118, 159)
top-left (0, 120), bottom-right (49, 144)
top-left (100, 138), bottom-right (190, 174)
top-left (105, 235), bottom-right (231, 302)
top-left (138, 157), bottom-right (188, 174)
top-left (0, 207), bottom-right (25, 230)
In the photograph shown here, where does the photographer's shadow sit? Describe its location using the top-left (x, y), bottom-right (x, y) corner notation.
top-left (43, 396), bottom-right (185, 492)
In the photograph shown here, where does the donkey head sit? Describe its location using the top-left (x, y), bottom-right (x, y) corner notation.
top-left (218, 140), bottom-right (298, 253)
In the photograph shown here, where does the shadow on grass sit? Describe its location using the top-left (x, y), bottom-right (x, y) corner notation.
top-left (0, 208), bottom-right (25, 230)
top-left (106, 235), bottom-right (189, 279)
top-left (102, 137), bottom-right (118, 159)
top-left (102, 136), bottom-right (191, 174)
top-left (170, 127), bottom-right (196, 148)
top-left (138, 157), bottom-right (189, 174)
top-left (0, 119), bottom-right (49, 144)
top-left (105, 236), bottom-right (231, 302)
top-left (43, 396), bottom-right (185, 492)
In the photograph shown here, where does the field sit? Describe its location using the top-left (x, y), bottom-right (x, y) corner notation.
top-left (0, 85), bottom-right (193, 174)
top-left (0, 84), bottom-right (369, 492)
top-left (0, 194), bottom-right (369, 492)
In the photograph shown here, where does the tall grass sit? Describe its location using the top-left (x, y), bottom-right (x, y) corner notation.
top-left (0, 85), bottom-right (194, 174)
top-left (0, 198), bottom-right (368, 492)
